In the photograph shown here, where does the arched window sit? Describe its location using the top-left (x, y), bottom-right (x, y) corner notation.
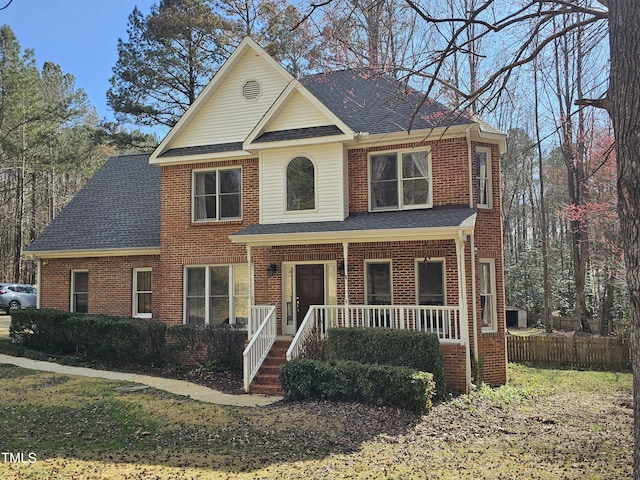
top-left (286, 156), bottom-right (315, 211)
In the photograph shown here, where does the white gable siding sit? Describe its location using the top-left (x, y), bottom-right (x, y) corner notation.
top-left (260, 144), bottom-right (347, 224)
top-left (267, 90), bottom-right (333, 132)
top-left (170, 50), bottom-right (290, 149)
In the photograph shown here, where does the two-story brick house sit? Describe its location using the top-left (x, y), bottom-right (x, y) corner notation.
top-left (27, 37), bottom-right (507, 394)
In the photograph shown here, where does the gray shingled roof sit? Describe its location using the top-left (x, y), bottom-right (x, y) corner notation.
top-left (27, 154), bottom-right (160, 254)
top-left (159, 142), bottom-right (244, 158)
top-left (253, 125), bottom-right (344, 143)
top-left (232, 207), bottom-right (477, 238)
top-left (300, 69), bottom-right (472, 135)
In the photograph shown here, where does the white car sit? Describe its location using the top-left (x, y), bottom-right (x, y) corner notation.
top-left (0, 283), bottom-right (37, 314)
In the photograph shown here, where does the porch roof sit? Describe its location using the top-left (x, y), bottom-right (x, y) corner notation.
top-left (230, 207), bottom-right (476, 246)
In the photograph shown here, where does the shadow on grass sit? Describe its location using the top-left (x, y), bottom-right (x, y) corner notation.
top-left (0, 364), bottom-right (422, 475)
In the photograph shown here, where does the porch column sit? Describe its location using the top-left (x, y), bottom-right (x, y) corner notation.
top-left (456, 231), bottom-right (472, 390)
top-left (342, 242), bottom-right (349, 305)
top-left (246, 245), bottom-right (254, 337)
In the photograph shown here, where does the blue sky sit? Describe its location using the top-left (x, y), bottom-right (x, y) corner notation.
top-left (0, 0), bottom-right (158, 123)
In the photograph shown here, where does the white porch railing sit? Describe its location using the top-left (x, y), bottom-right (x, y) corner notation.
top-left (248, 305), bottom-right (275, 338)
top-left (243, 305), bottom-right (277, 392)
top-left (287, 305), bottom-right (462, 361)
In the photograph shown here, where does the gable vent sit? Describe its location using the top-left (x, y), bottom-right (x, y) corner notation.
top-left (242, 79), bottom-right (262, 101)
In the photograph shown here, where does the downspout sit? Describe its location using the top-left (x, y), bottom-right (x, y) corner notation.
top-left (36, 258), bottom-right (42, 309)
top-left (342, 242), bottom-right (349, 306)
top-left (470, 232), bottom-right (479, 383)
top-left (457, 230), bottom-right (472, 391)
top-left (467, 127), bottom-right (473, 208)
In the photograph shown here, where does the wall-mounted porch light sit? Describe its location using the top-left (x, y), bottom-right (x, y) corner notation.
top-left (337, 260), bottom-right (346, 277)
top-left (266, 263), bottom-right (278, 277)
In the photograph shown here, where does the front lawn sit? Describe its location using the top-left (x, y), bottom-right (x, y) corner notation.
top-left (0, 364), bottom-right (632, 479)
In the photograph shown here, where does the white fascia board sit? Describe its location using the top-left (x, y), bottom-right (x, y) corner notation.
top-left (246, 134), bottom-right (355, 152)
top-left (476, 128), bottom-right (507, 154)
top-left (26, 247), bottom-right (161, 260)
top-left (230, 225), bottom-right (475, 248)
top-left (150, 37), bottom-right (294, 163)
top-left (352, 124), bottom-right (472, 148)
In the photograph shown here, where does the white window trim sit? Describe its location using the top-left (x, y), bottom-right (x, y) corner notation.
top-left (367, 148), bottom-right (433, 212)
top-left (476, 147), bottom-right (492, 209)
top-left (284, 154), bottom-right (318, 214)
top-left (183, 264), bottom-right (249, 326)
top-left (364, 259), bottom-right (393, 305)
top-left (70, 270), bottom-right (89, 313)
top-left (133, 268), bottom-right (152, 319)
top-left (479, 258), bottom-right (498, 332)
top-left (192, 166), bottom-right (243, 223)
top-left (415, 258), bottom-right (447, 305)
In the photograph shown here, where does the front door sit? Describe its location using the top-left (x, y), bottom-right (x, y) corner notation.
top-left (295, 264), bottom-right (325, 329)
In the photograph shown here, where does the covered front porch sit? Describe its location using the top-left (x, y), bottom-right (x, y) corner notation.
top-left (232, 208), bottom-right (478, 393)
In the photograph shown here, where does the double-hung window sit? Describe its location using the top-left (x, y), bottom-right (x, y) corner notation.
top-left (365, 262), bottom-right (392, 305)
top-left (476, 148), bottom-right (492, 208)
top-left (133, 268), bottom-right (152, 318)
top-left (185, 265), bottom-right (249, 326)
top-left (369, 149), bottom-right (431, 211)
top-left (193, 168), bottom-right (241, 221)
top-left (479, 259), bottom-right (497, 331)
top-left (417, 260), bottom-right (445, 306)
top-left (71, 271), bottom-right (88, 313)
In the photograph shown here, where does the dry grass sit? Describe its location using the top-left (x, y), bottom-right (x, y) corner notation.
top-left (0, 363), bottom-right (632, 479)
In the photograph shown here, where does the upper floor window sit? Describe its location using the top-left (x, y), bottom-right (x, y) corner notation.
top-left (476, 148), bottom-right (492, 208)
top-left (369, 149), bottom-right (431, 211)
top-left (193, 168), bottom-right (241, 221)
top-left (287, 156), bottom-right (315, 211)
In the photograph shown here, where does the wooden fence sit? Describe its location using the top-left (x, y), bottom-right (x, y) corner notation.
top-left (507, 335), bottom-right (631, 371)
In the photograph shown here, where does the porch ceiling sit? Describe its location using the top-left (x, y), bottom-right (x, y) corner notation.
top-left (230, 207), bottom-right (476, 246)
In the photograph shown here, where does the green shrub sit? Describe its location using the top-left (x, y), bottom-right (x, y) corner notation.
top-left (280, 359), bottom-right (435, 413)
top-left (326, 328), bottom-right (446, 399)
top-left (10, 309), bottom-right (74, 353)
top-left (67, 315), bottom-right (166, 365)
top-left (10, 310), bottom-right (166, 365)
top-left (167, 324), bottom-right (245, 372)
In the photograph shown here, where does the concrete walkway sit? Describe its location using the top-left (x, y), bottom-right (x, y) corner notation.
top-left (0, 353), bottom-right (282, 408)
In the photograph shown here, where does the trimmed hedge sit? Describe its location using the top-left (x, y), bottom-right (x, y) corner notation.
top-left (167, 324), bottom-right (245, 372)
top-left (280, 359), bottom-right (435, 413)
top-left (9, 309), bottom-right (166, 365)
top-left (326, 328), bottom-right (447, 400)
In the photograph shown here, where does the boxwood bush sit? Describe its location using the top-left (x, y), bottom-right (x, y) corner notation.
top-left (326, 327), bottom-right (447, 400)
top-left (167, 324), bottom-right (245, 372)
top-left (280, 358), bottom-right (435, 413)
top-left (9, 309), bottom-right (166, 365)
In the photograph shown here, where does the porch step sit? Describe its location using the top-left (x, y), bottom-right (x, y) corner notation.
top-left (250, 339), bottom-right (291, 396)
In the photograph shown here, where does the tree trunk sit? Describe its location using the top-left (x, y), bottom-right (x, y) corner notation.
top-left (607, 1), bottom-right (640, 477)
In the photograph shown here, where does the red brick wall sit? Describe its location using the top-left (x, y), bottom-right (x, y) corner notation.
top-left (39, 255), bottom-right (160, 317)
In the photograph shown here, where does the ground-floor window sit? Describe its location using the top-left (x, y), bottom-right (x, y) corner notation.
top-left (417, 259), bottom-right (445, 305)
top-left (71, 270), bottom-right (88, 313)
top-left (479, 259), bottom-right (497, 331)
top-left (184, 264), bottom-right (248, 326)
top-left (133, 268), bottom-right (152, 318)
top-left (365, 261), bottom-right (392, 305)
